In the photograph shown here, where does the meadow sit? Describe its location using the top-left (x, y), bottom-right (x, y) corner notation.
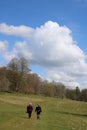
top-left (0, 92), bottom-right (87, 130)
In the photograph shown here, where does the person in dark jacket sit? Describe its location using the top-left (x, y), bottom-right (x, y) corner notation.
top-left (27, 103), bottom-right (33, 118)
top-left (35, 104), bottom-right (42, 119)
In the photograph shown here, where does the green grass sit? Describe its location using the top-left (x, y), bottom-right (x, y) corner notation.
top-left (0, 92), bottom-right (87, 130)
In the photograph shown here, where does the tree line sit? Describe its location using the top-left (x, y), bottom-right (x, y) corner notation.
top-left (0, 57), bottom-right (87, 102)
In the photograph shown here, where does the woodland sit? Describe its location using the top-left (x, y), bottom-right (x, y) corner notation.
top-left (0, 57), bottom-right (87, 102)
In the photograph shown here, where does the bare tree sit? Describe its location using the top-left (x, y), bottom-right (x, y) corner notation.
top-left (7, 58), bottom-right (19, 71)
top-left (18, 57), bottom-right (30, 75)
top-left (0, 67), bottom-right (10, 92)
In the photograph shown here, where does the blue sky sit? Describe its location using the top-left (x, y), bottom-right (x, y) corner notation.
top-left (0, 0), bottom-right (87, 89)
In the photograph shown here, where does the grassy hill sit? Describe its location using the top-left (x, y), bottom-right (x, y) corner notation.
top-left (0, 92), bottom-right (87, 130)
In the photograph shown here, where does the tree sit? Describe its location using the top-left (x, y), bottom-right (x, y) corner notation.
top-left (26, 73), bottom-right (41, 94)
top-left (0, 67), bottom-right (10, 92)
top-left (7, 58), bottom-right (19, 71)
top-left (18, 57), bottom-right (31, 75)
top-left (7, 57), bottom-right (30, 75)
top-left (7, 57), bottom-right (31, 92)
top-left (66, 88), bottom-right (76, 100)
top-left (53, 82), bottom-right (66, 98)
top-left (75, 86), bottom-right (81, 100)
top-left (41, 81), bottom-right (56, 97)
top-left (6, 70), bottom-right (21, 91)
top-left (80, 89), bottom-right (87, 102)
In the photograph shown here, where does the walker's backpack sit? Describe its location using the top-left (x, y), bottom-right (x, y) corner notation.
top-left (27, 105), bottom-right (33, 112)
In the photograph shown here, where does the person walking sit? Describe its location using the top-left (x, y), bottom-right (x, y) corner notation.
top-left (35, 104), bottom-right (42, 119)
top-left (27, 103), bottom-right (33, 119)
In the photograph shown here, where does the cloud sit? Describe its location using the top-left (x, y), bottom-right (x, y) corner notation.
top-left (45, 69), bottom-right (81, 88)
top-left (0, 41), bottom-right (8, 66)
top-left (0, 23), bottom-right (34, 39)
top-left (0, 21), bottom-right (87, 88)
top-left (14, 41), bottom-right (33, 59)
top-left (0, 41), bottom-right (8, 54)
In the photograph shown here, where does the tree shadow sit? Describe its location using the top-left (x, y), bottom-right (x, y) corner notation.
top-left (57, 111), bottom-right (87, 118)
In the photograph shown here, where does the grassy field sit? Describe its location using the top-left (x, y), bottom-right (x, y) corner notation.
top-left (0, 92), bottom-right (87, 130)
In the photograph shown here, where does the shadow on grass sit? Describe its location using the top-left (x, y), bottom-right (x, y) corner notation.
top-left (57, 111), bottom-right (87, 118)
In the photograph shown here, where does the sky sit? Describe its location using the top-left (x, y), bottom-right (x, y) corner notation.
top-left (0, 0), bottom-right (87, 89)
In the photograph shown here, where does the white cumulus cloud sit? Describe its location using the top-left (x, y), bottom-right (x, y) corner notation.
top-left (0, 41), bottom-right (8, 54)
top-left (0, 21), bottom-right (87, 89)
top-left (0, 23), bottom-right (34, 38)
